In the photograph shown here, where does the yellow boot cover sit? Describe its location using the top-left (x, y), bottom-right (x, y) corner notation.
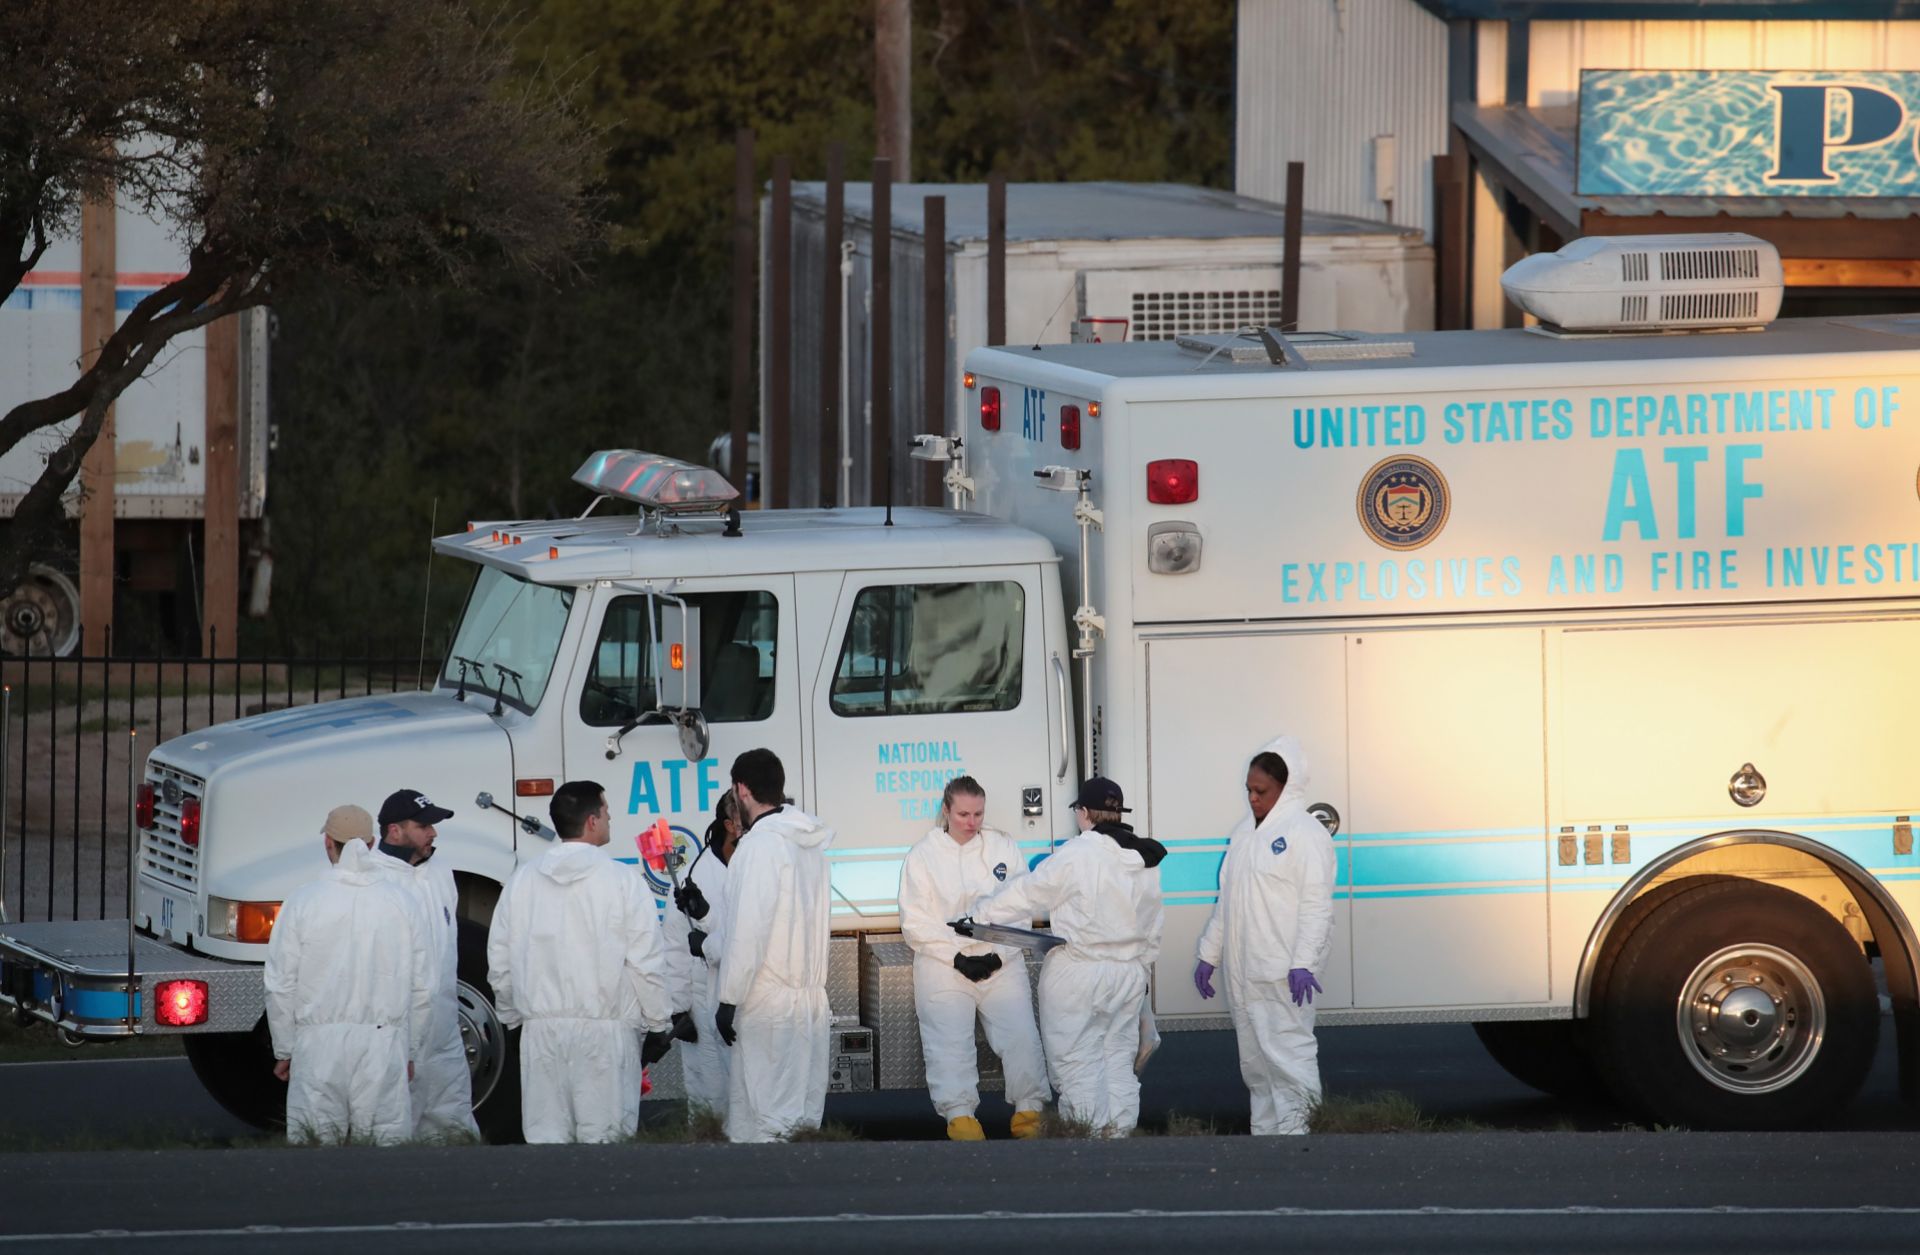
top-left (946, 1115), bottom-right (986, 1141)
top-left (1009, 1110), bottom-right (1043, 1140)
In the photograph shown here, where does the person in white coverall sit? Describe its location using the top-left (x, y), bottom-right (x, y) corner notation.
top-left (661, 790), bottom-right (743, 1119)
top-left (715, 748), bottom-right (834, 1143)
top-left (370, 788), bottom-right (480, 1140)
top-left (486, 780), bottom-right (677, 1143)
top-left (1193, 736), bottom-right (1336, 1136)
top-left (899, 776), bottom-right (1051, 1141)
top-left (972, 776), bottom-right (1164, 1137)
top-left (264, 806), bottom-right (433, 1146)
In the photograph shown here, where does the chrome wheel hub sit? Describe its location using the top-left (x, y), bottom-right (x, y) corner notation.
top-left (456, 980), bottom-right (507, 1108)
top-left (1676, 943), bottom-right (1824, 1094)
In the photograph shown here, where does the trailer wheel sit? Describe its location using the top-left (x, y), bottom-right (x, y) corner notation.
top-left (1592, 879), bottom-right (1877, 1130)
top-left (0, 564), bottom-right (82, 657)
top-left (457, 919), bottom-right (521, 1143)
top-left (1471, 1019), bottom-right (1603, 1101)
top-left (183, 1018), bottom-right (287, 1131)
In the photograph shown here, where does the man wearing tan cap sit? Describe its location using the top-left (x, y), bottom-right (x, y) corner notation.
top-left (263, 806), bottom-right (434, 1145)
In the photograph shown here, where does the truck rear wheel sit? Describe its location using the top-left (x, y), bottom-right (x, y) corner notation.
top-left (1592, 879), bottom-right (1877, 1129)
top-left (182, 1019), bottom-right (287, 1131)
top-left (1471, 1019), bottom-right (1603, 1101)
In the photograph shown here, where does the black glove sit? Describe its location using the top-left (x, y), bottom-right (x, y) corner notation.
top-left (641, 1029), bottom-right (673, 1066)
top-left (688, 928), bottom-right (707, 958)
top-left (953, 952), bottom-right (1003, 983)
top-left (670, 1009), bottom-right (698, 1044)
top-left (674, 880), bottom-right (710, 921)
top-left (715, 1002), bottom-right (737, 1047)
top-left (948, 917), bottom-right (976, 937)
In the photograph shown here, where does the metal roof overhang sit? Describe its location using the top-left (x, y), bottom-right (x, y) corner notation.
top-left (1452, 103), bottom-right (1920, 255)
top-left (1415, 1), bottom-right (1920, 19)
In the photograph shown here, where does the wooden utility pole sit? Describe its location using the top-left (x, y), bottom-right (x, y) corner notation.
top-left (78, 189), bottom-right (116, 652)
top-left (202, 310), bottom-right (239, 657)
top-left (768, 157), bottom-right (792, 510)
top-left (728, 130), bottom-right (755, 495)
top-left (875, 0), bottom-right (911, 181)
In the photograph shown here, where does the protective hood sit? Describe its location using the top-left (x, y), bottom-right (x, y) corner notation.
top-left (749, 805), bottom-right (835, 852)
top-left (332, 837), bottom-right (381, 885)
top-left (537, 840), bottom-right (607, 885)
top-left (1092, 819), bottom-right (1167, 869)
top-left (1253, 734), bottom-right (1311, 826)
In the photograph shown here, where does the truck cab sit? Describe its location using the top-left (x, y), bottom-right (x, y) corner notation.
top-left (8, 451), bottom-right (1080, 1134)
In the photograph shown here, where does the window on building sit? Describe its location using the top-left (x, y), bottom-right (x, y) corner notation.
top-left (830, 581), bottom-right (1024, 717)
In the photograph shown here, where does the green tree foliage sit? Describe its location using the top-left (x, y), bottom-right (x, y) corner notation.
top-left (0, 0), bottom-right (599, 612)
top-left (261, 0), bottom-right (1231, 651)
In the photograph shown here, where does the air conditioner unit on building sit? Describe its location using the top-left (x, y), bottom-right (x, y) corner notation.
top-left (1501, 233), bottom-right (1784, 333)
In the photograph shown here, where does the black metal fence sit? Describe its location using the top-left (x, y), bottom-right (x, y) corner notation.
top-left (2, 626), bottom-right (441, 924)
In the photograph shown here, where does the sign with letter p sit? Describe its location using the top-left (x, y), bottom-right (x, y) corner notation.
top-left (1578, 70), bottom-right (1920, 199)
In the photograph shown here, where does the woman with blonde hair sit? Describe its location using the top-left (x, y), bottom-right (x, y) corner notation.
top-left (898, 776), bottom-right (1051, 1140)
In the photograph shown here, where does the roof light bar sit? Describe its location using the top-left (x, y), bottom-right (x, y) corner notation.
top-left (573, 450), bottom-right (740, 516)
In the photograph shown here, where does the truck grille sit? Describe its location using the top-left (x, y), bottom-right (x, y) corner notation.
top-left (141, 763), bottom-right (203, 893)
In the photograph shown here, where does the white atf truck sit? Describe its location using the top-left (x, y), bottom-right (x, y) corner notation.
top-left (4, 233), bottom-right (1920, 1133)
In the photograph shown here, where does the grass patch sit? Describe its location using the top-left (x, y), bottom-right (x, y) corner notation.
top-left (1156, 1111), bottom-right (1219, 1137)
top-left (1308, 1090), bottom-right (1491, 1134)
top-left (783, 1121), bottom-right (859, 1143)
top-left (1033, 1108), bottom-right (1100, 1139)
top-left (0, 1124), bottom-right (284, 1153)
top-left (627, 1102), bottom-right (729, 1143)
top-left (0, 1016), bottom-right (183, 1063)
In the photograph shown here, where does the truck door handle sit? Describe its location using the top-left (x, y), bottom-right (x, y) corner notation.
top-left (1050, 652), bottom-right (1069, 781)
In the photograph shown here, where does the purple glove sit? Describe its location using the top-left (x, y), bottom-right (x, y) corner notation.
top-left (1194, 960), bottom-right (1216, 999)
top-left (1288, 968), bottom-right (1322, 1006)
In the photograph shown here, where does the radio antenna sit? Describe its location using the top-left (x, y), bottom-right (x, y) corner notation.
top-left (415, 497), bottom-right (438, 689)
top-left (1031, 283), bottom-right (1076, 351)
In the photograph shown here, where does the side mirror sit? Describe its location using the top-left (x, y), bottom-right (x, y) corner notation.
top-left (676, 709), bottom-right (710, 761)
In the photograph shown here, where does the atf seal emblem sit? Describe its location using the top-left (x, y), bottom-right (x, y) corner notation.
top-left (1357, 455), bottom-right (1450, 551)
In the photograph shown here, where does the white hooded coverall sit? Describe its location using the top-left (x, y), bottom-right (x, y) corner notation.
top-left (485, 840), bottom-right (673, 1143)
top-left (717, 805), bottom-right (834, 1143)
top-left (1196, 735), bottom-right (1336, 1136)
top-left (661, 843), bottom-right (731, 1118)
top-left (265, 839), bottom-right (433, 1146)
top-left (975, 830), bottom-right (1163, 1136)
top-left (898, 826), bottom-right (1050, 1120)
top-left (369, 847), bottom-right (479, 1139)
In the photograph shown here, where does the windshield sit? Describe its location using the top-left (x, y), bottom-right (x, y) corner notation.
top-left (440, 567), bottom-right (573, 711)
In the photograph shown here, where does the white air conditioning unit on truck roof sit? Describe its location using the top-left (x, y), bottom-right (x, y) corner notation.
top-left (1501, 232), bottom-right (1784, 334)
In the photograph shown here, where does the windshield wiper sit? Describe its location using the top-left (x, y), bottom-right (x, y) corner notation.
top-left (451, 655), bottom-right (488, 702)
top-left (491, 664), bottom-right (527, 717)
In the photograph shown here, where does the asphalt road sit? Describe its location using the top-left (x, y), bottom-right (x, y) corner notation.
top-left (3, 1134), bottom-right (1920, 1253)
top-left (2, 1013), bottom-right (1914, 1149)
top-left (3, 1019), bottom-right (1916, 1252)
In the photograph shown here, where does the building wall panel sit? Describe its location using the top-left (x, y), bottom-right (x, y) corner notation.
top-left (1236, 0), bottom-right (1448, 236)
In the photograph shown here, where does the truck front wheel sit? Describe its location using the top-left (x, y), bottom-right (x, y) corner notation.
top-left (1592, 879), bottom-right (1877, 1129)
top-left (457, 920), bottom-right (522, 1142)
top-left (183, 1019), bottom-right (287, 1131)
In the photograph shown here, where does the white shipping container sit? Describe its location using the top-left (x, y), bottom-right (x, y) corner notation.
top-left (765, 181), bottom-right (1432, 509)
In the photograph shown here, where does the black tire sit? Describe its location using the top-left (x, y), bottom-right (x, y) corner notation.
top-left (1472, 1019), bottom-right (1604, 1101)
top-left (456, 918), bottom-right (522, 1143)
top-left (183, 1019), bottom-right (287, 1130)
top-left (1592, 878), bottom-right (1878, 1130)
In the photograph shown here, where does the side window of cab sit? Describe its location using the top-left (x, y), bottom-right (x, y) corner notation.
top-left (580, 589), bottom-right (779, 726)
top-left (828, 581), bottom-right (1024, 717)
